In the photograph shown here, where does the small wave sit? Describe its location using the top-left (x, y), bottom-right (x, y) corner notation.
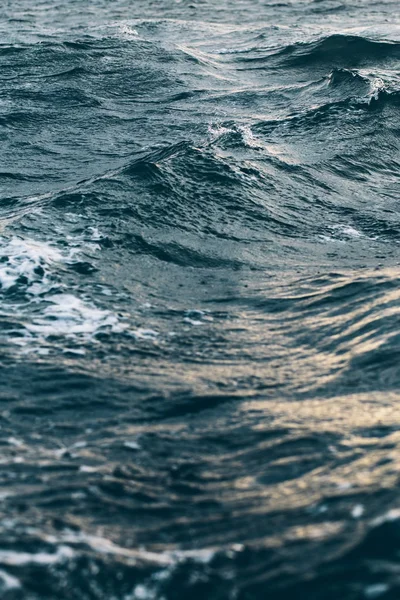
top-left (0, 44), bottom-right (27, 56)
top-left (366, 87), bottom-right (400, 109)
top-left (277, 34), bottom-right (400, 68)
top-left (328, 67), bottom-right (371, 96)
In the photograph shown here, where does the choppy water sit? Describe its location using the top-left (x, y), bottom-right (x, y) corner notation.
top-left (2, 1), bottom-right (400, 598)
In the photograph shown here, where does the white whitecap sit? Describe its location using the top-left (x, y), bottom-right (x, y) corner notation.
top-left (0, 545), bottom-right (74, 567)
top-left (0, 234), bottom-right (127, 353)
top-left (26, 294), bottom-right (121, 337)
top-left (0, 236), bottom-right (62, 293)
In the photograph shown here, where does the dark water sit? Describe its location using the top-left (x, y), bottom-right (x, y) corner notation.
top-left (1, 1), bottom-right (400, 598)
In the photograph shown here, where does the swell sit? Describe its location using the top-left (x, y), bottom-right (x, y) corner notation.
top-left (2, 11), bottom-right (400, 600)
top-left (272, 34), bottom-right (400, 67)
top-left (4, 119), bottom-right (399, 272)
top-left (14, 140), bottom-right (305, 251)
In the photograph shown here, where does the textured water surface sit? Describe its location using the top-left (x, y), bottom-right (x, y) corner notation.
top-left (1, 1), bottom-right (400, 598)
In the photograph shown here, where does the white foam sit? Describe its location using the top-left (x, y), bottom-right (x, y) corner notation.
top-left (119, 24), bottom-right (139, 38)
top-left (0, 545), bottom-right (74, 567)
top-left (0, 236), bottom-right (62, 293)
top-left (208, 122), bottom-right (260, 149)
top-left (0, 569), bottom-right (21, 591)
top-left (368, 77), bottom-right (386, 102)
top-left (129, 584), bottom-right (158, 600)
top-left (183, 309), bottom-right (214, 326)
top-left (43, 531), bottom-right (174, 567)
top-left (351, 504), bottom-right (364, 519)
top-left (42, 528), bottom-right (218, 568)
top-left (79, 465), bottom-right (100, 473)
top-left (7, 437), bottom-right (23, 447)
top-left (26, 294), bottom-right (121, 337)
top-left (318, 234), bottom-right (345, 244)
top-left (238, 124), bottom-right (260, 148)
top-left (208, 123), bottom-right (235, 141)
top-left (126, 547), bottom-right (217, 600)
top-left (132, 329), bottom-right (159, 340)
top-left (319, 224), bottom-right (377, 244)
top-left (336, 225), bottom-right (363, 238)
top-left (0, 234), bottom-right (128, 353)
top-left (124, 440), bottom-right (141, 450)
top-left (364, 584), bottom-right (389, 599)
top-left (372, 508), bottom-right (400, 526)
top-left (0, 492), bottom-right (13, 501)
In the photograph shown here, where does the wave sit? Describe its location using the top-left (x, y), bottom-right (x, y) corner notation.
top-left (46, 140), bottom-right (304, 245)
top-left (3, 6), bottom-right (400, 599)
top-left (328, 67), bottom-right (371, 94)
top-left (276, 34), bottom-right (400, 68)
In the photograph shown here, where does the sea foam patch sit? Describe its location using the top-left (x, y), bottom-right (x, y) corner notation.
top-left (0, 234), bottom-right (126, 354)
top-left (26, 294), bottom-right (122, 337)
top-left (0, 236), bottom-right (62, 294)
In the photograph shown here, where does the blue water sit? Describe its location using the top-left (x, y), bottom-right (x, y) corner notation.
top-left (1, 1), bottom-right (400, 598)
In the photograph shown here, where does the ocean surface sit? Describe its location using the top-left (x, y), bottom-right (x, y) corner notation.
top-left (1, 0), bottom-right (400, 598)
